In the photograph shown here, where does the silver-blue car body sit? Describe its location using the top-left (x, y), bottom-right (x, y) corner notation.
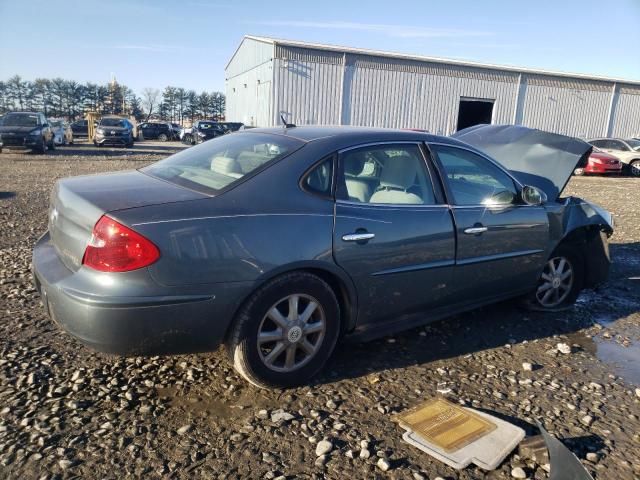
top-left (32, 125), bottom-right (613, 388)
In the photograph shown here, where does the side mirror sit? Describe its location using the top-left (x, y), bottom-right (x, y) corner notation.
top-left (521, 185), bottom-right (547, 206)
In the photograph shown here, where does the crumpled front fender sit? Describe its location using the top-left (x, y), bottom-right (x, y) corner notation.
top-left (546, 197), bottom-right (614, 287)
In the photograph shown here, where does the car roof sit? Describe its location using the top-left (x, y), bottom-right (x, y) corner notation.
top-left (588, 137), bottom-right (626, 141)
top-left (241, 125), bottom-right (465, 147)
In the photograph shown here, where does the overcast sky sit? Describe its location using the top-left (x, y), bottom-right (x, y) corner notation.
top-left (0, 0), bottom-right (638, 95)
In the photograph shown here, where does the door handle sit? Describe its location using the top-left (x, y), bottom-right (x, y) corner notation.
top-left (464, 226), bottom-right (488, 235)
top-left (342, 232), bottom-right (375, 242)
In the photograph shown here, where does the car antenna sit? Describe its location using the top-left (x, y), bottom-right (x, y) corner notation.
top-left (280, 114), bottom-right (296, 129)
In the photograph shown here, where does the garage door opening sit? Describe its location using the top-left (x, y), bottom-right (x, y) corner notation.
top-left (456, 98), bottom-right (494, 131)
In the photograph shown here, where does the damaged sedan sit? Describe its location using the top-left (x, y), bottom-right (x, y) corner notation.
top-left (32, 125), bottom-right (613, 388)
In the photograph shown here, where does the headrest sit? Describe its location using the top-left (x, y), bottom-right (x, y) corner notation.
top-left (344, 152), bottom-right (366, 176)
top-left (379, 155), bottom-right (418, 190)
top-left (211, 156), bottom-right (242, 177)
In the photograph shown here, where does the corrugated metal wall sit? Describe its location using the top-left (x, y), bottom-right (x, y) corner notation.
top-left (227, 39), bottom-right (640, 137)
top-left (226, 38), bottom-right (273, 79)
top-left (519, 75), bottom-right (612, 138)
top-left (272, 48), bottom-right (343, 126)
top-left (226, 38), bottom-right (274, 126)
top-left (610, 85), bottom-right (640, 138)
top-left (344, 60), bottom-right (519, 135)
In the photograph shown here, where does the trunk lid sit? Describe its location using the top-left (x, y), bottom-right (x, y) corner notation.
top-left (452, 124), bottom-right (592, 201)
top-left (49, 170), bottom-right (207, 271)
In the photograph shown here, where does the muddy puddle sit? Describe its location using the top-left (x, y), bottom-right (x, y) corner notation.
top-left (571, 313), bottom-right (640, 386)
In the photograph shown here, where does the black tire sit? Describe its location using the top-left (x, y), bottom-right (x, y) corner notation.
top-left (629, 160), bottom-right (640, 178)
top-left (158, 133), bottom-right (168, 142)
top-left (48, 139), bottom-right (55, 151)
top-left (524, 244), bottom-right (584, 312)
top-left (36, 138), bottom-right (47, 154)
top-left (95, 142), bottom-right (102, 148)
top-left (226, 272), bottom-right (341, 389)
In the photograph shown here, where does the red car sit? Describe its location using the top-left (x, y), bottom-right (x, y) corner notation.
top-left (574, 148), bottom-right (622, 175)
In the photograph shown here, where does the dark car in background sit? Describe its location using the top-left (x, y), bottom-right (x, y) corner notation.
top-left (94, 117), bottom-right (134, 148)
top-left (70, 119), bottom-right (89, 137)
top-left (0, 112), bottom-right (55, 153)
top-left (193, 120), bottom-right (225, 144)
top-left (32, 125), bottom-right (613, 389)
top-left (138, 121), bottom-right (174, 142)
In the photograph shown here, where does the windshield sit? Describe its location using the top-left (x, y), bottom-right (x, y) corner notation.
top-left (100, 118), bottom-right (127, 127)
top-left (3, 113), bottom-right (39, 127)
top-left (142, 132), bottom-right (304, 194)
top-left (198, 122), bottom-right (220, 129)
top-left (627, 139), bottom-right (640, 151)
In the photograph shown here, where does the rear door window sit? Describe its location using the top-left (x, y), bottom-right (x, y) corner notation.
top-left (337, 144), bottom-right (436, 205)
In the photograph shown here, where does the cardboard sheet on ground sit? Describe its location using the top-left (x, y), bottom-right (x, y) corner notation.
top-left (397, 398), bottom-right (525, 470)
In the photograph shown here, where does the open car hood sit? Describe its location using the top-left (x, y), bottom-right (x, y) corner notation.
top-left (452, 125), bottom-right (592, 201)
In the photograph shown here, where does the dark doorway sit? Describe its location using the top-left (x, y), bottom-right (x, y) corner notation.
top-left (456, 98), bottom-right (494, 131)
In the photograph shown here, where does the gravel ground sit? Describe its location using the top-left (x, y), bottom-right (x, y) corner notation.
top-left (1, 148), bottom-right (639, 480)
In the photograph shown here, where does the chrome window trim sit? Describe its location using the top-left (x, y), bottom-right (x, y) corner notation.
top-left (336, 199), bottom-right (449, 210)
top-left (337, 140), bottom-right (424, 154)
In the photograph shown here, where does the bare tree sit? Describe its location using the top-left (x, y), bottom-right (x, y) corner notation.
top-left (141, 87), bottom-right (160, 121)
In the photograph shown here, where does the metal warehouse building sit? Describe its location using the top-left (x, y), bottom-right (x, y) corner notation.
top-left (225, 35), bottom-right (640, 138)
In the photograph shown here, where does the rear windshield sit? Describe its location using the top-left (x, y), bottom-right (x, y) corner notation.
top-left (142, 132), bottom-right (304, 194)
top-left (3, 113), bottom-right (39, 127)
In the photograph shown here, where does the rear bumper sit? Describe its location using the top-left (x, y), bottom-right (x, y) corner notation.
top-left (32, 231), bottom-right (246, 355)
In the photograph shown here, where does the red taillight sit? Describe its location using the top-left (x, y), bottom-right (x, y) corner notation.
top-left (82, 216), bottom-right (160, 272)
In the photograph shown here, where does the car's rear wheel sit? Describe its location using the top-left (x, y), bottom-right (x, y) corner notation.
top-left (227, 272), bottom-right (340, 389)
top-left (158, 133), bottom-right (168, 142)
top-left (525, 245), bottom-right (584, 311)
top-left (629, 160), bottom-right (640, 177)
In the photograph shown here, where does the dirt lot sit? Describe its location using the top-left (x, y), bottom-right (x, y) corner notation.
top-left (1, 144), bottom-right (639, 480)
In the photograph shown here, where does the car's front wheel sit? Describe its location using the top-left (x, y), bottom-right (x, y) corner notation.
top-left (158, 133), bottom-right (168, 142)
top-left (629, 160), bottom-right (640, 177)
top-left (227, 272), bottom-right (340, 389)
top-left (526, 246), bottom-right (584, 311)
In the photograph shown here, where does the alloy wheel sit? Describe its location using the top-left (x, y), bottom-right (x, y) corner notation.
top-left (536, 256), bottom-right (574, 308)
top-left (257, 294), bottom-right (326, 372)
top-left (630, 161), bottom-right (640, 177)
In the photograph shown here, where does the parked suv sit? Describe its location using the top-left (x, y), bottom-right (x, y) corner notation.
top-left (0, 112), bottom-right (54, 153)
top-left (139, 121), bottom-right (174, 141)
top-left (94, 116), bottom-right (134, 148)
top-left (193, 120), bottom-right (225, 144)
